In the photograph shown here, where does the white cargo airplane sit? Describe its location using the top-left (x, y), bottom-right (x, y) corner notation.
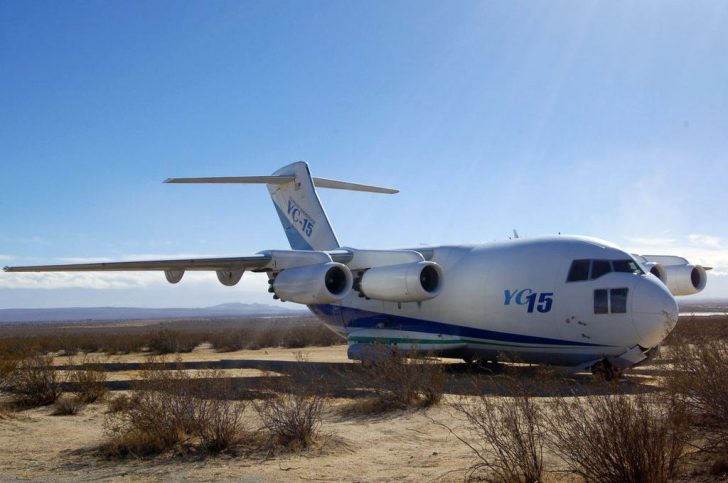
top-left (4, 162), bottom-right (710, 379)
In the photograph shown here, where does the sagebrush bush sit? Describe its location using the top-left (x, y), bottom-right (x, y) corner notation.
top-left (0, 319), bottom-right (342, 357)
top-left (53, 395), bottom-right (84, 416)
top-left (545, 390), bottom-right (688, 483)
top-left (68, 355), bottom-right (108, 403)
top-left (349, 346), bottom-right (444, 413)
top-left (661, 334), bottom-right (728, 444)
top-left (254, 353), bottom-right (324, 451)
top-left (103, 357), bottom-right (247, 457)
top-left (10, 354), bottom-right (64, 407)
top-left (0, 355), bottom-right (20, 392)
top-left (450, 380), bottom-right (544, 483)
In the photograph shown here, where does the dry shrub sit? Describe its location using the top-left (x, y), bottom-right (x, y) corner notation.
top-left (545, 390), bottom-right (688, 483)
top-left (349, 345), bottom-right (444, 413)
top-left (147, 328), bottom-right (196, 354)
top-left (209, 325), bottom-right (342, 352)
top-left (103, 356), bottom-right (248, 457)
top-left (664, 315), bottom-right (728, 345)
top-left (53, 394), bottom-right (84, 415)
top-left (68, 355), bottom-right (108, 403)
top-left (254, 353), bottom-right (324, 451)
top-left (0, 316), bottom-right (339, 357)
top-left (449, 380), bottom-right (544, 482)
top-left (661, 334), bottom-right (728, 445)
top-left (10, 354), bottom-right (64, 407)
top-left (106, 393), bottom-right (134, 414)
top-left (0, 354), bottom-right (20, 392)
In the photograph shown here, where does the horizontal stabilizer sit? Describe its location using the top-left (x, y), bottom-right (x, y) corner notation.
top-left (164, 176), bottom-right (295, 184)
top-left (312, 177), bottom-right (398, 194)
top-left (164, 174), bottom-right (398, 194)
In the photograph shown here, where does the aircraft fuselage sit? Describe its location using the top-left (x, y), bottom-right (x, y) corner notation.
top-left (310, 235), bottom-right (678, 369)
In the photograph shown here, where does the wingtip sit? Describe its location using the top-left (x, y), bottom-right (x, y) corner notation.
top-left (163, 178), bottom-right (173, 183)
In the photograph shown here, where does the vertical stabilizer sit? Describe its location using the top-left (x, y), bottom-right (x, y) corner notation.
top-left (267, 162), bottom-right (340, 251)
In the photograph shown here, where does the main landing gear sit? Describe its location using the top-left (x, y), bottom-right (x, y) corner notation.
top-left (463, 356), bottom-right (501, 373)
top-left (590, 358), bottom-right (623, 381)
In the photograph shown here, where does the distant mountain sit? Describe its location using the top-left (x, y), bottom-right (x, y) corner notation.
top-left (0, 303), bottom-right (305, 324)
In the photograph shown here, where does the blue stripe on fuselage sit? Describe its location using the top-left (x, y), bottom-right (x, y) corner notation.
top-left (308, 304), bottom-right (607, 348)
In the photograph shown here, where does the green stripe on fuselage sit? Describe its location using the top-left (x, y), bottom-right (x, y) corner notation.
top-left (347, 335), bottom-right (590, 349)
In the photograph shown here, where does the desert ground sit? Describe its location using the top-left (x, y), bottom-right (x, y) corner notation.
top-left (0, 315), bottom-right (726, 482)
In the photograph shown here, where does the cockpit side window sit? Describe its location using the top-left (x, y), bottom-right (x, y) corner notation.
top-left (610, 288), bottom-right (628, 313)
top-left (567, 259), bottom-right (591, 282)
top-left (591, 260), bottom-right (612, 280)
top-left (594, 289), bottom-right (609, 314)
top-left (594, 287), bottom-right (629, 314)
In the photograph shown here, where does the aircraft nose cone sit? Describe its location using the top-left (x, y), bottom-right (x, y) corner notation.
top-left (632, 277), bottom-right (679, 347)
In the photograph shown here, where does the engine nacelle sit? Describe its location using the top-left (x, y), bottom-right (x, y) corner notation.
top-left (272, 262), bottom-right (353, 304)
top-left (645, 262), bottom-right (667, 284)
top-left (217, 269), bottom-right (244, 287)
top-left (165, 270), bottom-right (184, 284)
top-left (663, 264), bottom-right (708, 296)
top-left (359, 261), bottom-right (443, 303)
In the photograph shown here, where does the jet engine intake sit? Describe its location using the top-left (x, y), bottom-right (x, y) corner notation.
top-left (359, 261), bottom-right (443, 302)
top-left (663, 264), bottom-right (708, 296)
top-left (272, 262), bottom-right (352, 304)
top-left (645, 262), bottom-right (667, 284)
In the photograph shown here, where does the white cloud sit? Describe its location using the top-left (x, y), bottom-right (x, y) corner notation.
top-left (624, 237), bottom-right (677, 247)
top-left (688, 234), bottom-right (724, 249)
top-left (0, 255), bottom-right (12, 262)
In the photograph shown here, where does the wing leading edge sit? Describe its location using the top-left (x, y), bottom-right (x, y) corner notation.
top-left (3, 255), bottom-right (272, 273)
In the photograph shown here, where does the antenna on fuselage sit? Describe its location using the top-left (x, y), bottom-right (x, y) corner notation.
top-left (513, 229), bottom-right (520, 239)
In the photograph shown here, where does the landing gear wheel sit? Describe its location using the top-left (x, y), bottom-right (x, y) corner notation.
top-left (591, 358), bottom-right (623, 381)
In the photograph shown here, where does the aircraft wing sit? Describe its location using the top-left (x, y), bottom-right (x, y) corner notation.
top-left (2, 250), bottom-right (358, 274)
top-left (2, 255), bottom-right (273, 272)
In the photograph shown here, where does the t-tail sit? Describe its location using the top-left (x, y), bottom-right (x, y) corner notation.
top-left (165, 161), bottom-right (398, 251)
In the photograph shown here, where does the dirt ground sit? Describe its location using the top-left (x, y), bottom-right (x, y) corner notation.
top-left (0, 345), bottom-right (688, 482)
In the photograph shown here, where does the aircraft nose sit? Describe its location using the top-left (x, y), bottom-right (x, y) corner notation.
top-left (631, 276), bottom-right (679, 348)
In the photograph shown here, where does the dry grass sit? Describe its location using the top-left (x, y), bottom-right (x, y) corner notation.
top-left (53, 394), bottom-right (85, 416)
top-left (254, 353), bottom-right (325, 452)
top-left (544, 389), bottom-right (688, 483)
top-left (448, 379), bottom-right (544, 482)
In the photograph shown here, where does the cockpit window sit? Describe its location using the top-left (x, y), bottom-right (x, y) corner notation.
top-left (567, 258), bottom-right (645, 282)
top-left (612, 260), bottom-right (643, 274)
top-left (591, 260), bottom-right (612, 280)
top-left (567, 260), bottom-right (590, 282)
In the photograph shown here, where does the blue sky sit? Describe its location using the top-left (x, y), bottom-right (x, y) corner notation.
top-left (1, 0), bottom-right (727, 307)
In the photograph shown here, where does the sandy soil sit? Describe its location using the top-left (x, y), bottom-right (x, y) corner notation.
top-left (0, 345), bottom-right (675, 482)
